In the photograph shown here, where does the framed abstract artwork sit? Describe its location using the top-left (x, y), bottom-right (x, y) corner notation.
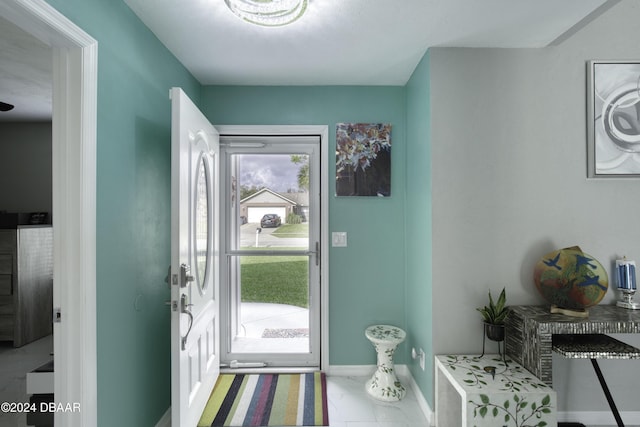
top-left (335, 123), bottom-right (392, 196)
top-left (587, 60), bottom-right (640, 177)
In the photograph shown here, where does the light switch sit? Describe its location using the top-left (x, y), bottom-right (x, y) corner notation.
top-left (332, 232), bottom-right (347, 247)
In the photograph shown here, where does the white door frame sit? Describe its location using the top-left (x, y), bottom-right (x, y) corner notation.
top-left (0, 1), bottom-right (98, 426)
top-left (216, 125), bottom-right (329, 372)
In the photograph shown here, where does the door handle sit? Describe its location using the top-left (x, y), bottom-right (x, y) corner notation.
top-left (180, 294), bottom-right (194, 351)
top-left (305, 242), bottom-right (320, 266)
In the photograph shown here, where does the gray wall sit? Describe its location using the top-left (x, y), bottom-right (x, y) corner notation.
top-left (430, 0), bottom-right (640, 415)
top-left (0, 122), bottom-right (52, 215)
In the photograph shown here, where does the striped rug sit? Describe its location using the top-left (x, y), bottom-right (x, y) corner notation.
top-left (198, 372), bottom-right (329, 427)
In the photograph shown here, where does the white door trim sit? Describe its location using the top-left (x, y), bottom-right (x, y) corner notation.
top-left (216, 125), bottom-right (330, 372)
top-left (0, 1), bottom-right (98, 426)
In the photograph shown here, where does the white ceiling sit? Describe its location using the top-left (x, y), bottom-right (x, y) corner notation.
top-left (0, 15), bottom-right (51, 122)
top-left (0, 0), bottom-right (618, 121)
top-left (123, 0), bottom-right (612, 86)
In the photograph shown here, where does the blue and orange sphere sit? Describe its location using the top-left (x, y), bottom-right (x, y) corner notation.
top-left (533, 246), bottom-right (608, 309)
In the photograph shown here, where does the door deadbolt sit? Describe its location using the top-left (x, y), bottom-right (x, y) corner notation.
top-left (180, 263), bottom-right (194, 288)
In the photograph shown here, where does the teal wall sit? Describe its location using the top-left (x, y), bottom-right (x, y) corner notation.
top-left (404, 51), bottom-right (433, 405)
top-left (22, 0), bottom-right (639, 419)
top-left (37, 0), bottom-right (434, 422)
top-left (201, 86), bottom-right (409, 365)
top-left (44, 0), bottom-right (200, 425)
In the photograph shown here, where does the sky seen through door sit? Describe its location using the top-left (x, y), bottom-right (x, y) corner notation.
top-left (240, 154), bottom-right (304, 193)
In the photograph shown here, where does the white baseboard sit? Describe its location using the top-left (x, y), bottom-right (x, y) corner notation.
top-left (326, 364), bottom-right (376, 377)
top-left (155, 408), bottom-right (171, 427)
top-left (397, 365), bottom-right (435, 426)
top-left (558, 410), bottom-right (640, 424)
top-left (328, 364), bottom-right (435, 426)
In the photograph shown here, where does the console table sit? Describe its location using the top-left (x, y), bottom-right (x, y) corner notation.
top-left (505, 305), bottom-right (640, 386)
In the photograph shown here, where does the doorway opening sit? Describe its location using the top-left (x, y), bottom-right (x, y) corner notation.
top-left (0, 1), bottom-right (98, 426)
top-left (217, 126), bottom-right (329, 371)
top-left (0, 17), bottom-right (54, 421)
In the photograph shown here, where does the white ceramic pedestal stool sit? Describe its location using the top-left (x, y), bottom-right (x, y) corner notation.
top-left (365, 324), bottom-right (406, 401)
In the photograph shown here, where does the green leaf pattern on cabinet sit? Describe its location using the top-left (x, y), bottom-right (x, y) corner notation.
top-left (441, 355), bottom-right (556, 427)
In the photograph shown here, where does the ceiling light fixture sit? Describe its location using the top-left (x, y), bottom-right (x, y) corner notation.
top-left (224, 0), bottom-right (308, 27)
top-left (0, 102), bottom-right (15, 112)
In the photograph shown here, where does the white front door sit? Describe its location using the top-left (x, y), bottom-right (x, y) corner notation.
top-left (170, 87), bottom-right (220, 427)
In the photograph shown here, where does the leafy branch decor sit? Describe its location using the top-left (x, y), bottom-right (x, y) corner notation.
top-left (435, 355), bottom-right (556, 427)
top-left (470, 393), bottom-right (553, 427)
top-left (335, 123), bottom-right (392, 197)
top-left (443, 355), bottom-right (548, 393)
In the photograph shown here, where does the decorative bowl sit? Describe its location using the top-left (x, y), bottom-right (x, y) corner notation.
top-left (533, 246), bottom-right (608, 310)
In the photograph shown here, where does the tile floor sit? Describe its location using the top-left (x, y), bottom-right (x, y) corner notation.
top-left (0, 334), bottom-right (53, 427)
top-left (325, 375), bottom-right (428, 427)
top-left (0, 335), bottom-right (631, 427)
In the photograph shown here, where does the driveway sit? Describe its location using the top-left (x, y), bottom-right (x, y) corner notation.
top-left (240, 223), bottom-right (308, 249)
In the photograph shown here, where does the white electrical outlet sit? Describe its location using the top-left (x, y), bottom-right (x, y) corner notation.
top-left (332, 232), bottom-right (347, 247)
top-left (412, 347), bottom-right (426, 370)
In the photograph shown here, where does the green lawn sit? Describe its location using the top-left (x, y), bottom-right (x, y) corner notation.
top-left (240, 255), bottom-right (308, 308)
top-left (271, 223), bottom-right (308, 238)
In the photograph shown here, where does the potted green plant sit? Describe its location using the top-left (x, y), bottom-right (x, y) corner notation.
top-left (477, 287), bottom-right (509, 341)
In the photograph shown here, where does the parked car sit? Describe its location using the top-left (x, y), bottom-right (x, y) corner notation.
top-left (260, 214), bottom-right (282, 228)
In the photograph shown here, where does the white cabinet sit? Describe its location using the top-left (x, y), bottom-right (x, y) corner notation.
top-left (0, 226), bottom-right (53, 347)
top-left (435, 355), bottom-right (556, 427)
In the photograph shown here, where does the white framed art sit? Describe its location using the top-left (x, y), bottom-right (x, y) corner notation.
top-left (587, 60), bottom-right (640, 177)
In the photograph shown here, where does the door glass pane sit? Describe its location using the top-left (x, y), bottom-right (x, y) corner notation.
top-left (230, 255), bottom-right (310, 353)
top-left (221, 136), bottom-right (321, 367)
top-left (228, 152), bottom-right (312, 354)
top-left (194, 155), bottom-right (210, 291)
top-left (234, 154), bottom-right (309, 250)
